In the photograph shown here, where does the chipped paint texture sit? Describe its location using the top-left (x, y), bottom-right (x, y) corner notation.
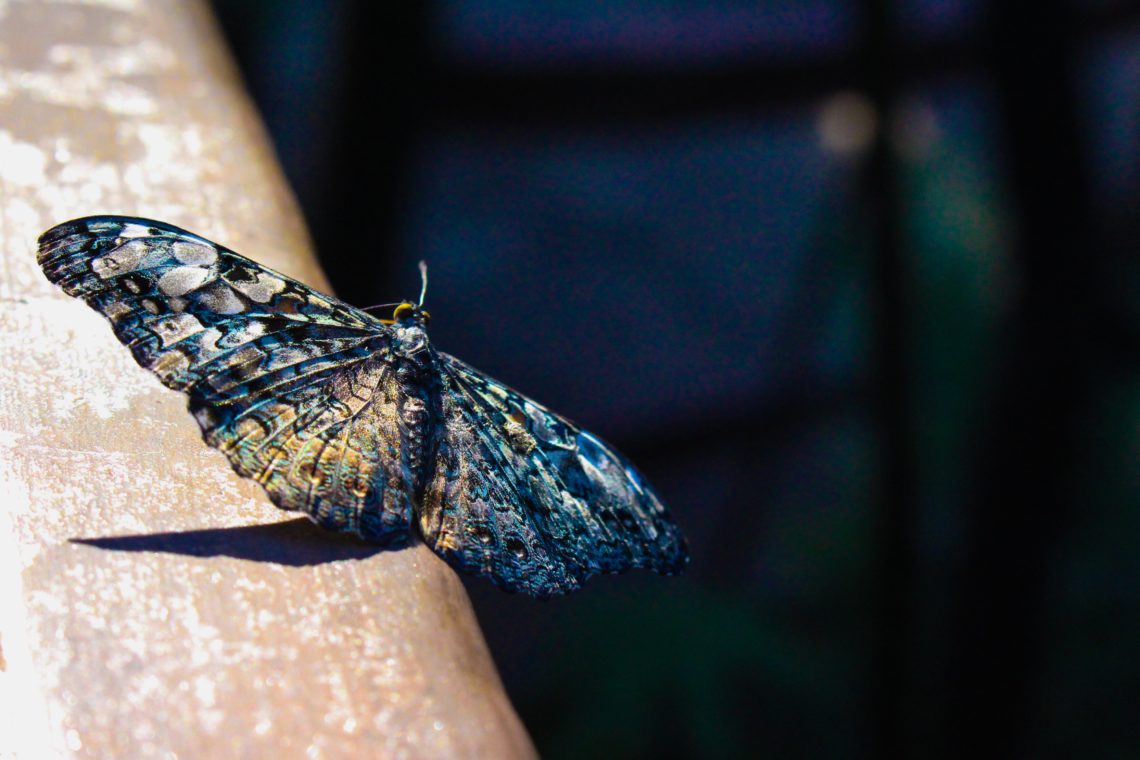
top-left (0, 1), bottom-right (535, 758)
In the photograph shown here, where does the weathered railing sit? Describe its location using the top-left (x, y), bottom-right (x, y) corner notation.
top-left (0, 2), bottom-right (534, 756)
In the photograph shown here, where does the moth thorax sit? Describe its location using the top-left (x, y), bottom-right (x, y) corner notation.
top-left (393, 324), bottom-right (429, 359)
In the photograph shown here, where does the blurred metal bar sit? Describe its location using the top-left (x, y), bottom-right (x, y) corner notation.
top-left (858, 1), bottom-right (919, 757)
top-left (947, 1), bottom-right (1094, 755)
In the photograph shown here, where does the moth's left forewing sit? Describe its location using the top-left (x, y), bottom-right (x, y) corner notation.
top-left (37, 216), bottom-right (416, 544)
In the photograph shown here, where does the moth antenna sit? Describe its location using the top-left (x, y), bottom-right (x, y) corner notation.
top-left (360, 301), bottom-right (401, 313)
top-left (418, 260), bottom-right (429, 307)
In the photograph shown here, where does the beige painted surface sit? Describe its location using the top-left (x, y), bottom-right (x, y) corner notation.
top-left (0, 2), bottom-right (535, 757)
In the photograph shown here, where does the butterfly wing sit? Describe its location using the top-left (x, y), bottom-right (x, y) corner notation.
top-left (37, 216), bottom-right (415, 543)
top-left (418, 353), bottom-right (689, 596)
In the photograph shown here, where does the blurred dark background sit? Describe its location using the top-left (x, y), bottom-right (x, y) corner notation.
top-left (211, 1), bottom-right (1140, 757)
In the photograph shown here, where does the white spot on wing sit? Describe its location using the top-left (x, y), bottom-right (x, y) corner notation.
top-left (216, 319), bottom-right (267, 349)
top-left (117, 223), bottom-right (153, 239)
top-left (196, 283), bottom-right (245, 314)
top-left (154, 313), bottom-right (205, 346)
top-left (157, 265), bottom-right (213, 296)
top-left (172, 240), bottom-right (218, 266)
top-left (266, 346), bottom-right (315, 368)
top-left (189, 328), bottom-right (226, 364)
top-left (105, 301), bottom-right (133, 320)
top-left (92, 238), bottom-right (153, 277)
top-left (228, 273), bottom-right (286, 303)
top-left (576, 431), bottom-right (618, 485)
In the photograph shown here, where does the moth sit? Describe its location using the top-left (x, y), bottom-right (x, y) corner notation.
top-left (38, 216), bottom-right (689, 597)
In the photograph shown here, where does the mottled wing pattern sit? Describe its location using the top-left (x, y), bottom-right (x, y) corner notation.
top-left (38, 215), bottom-right (691, 596)
top-left (418, 354), bottom-right (689, 596)
top-left (37, 216), bottom-right (414, 542)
